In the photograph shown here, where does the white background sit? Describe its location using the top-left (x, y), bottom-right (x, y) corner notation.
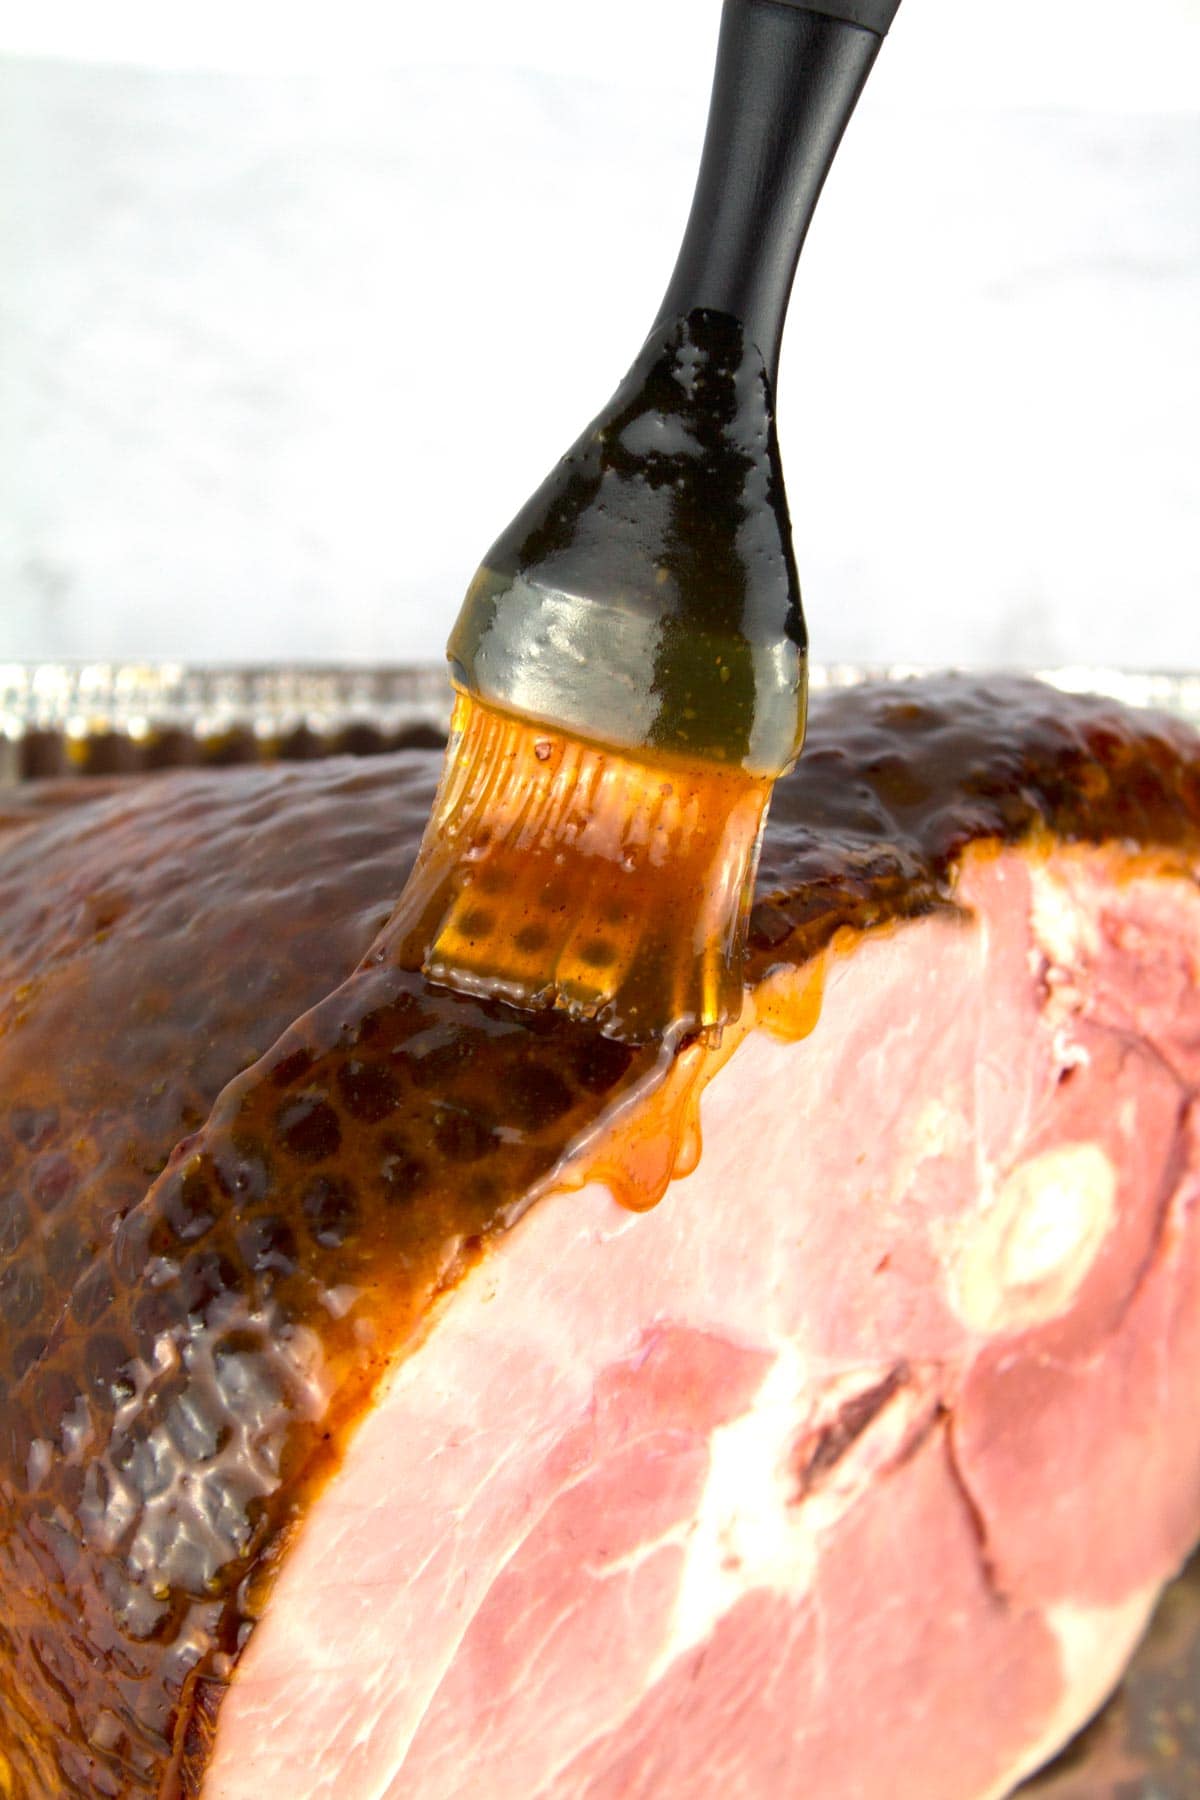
top-left (1, 0), bottom-right (1197, 670)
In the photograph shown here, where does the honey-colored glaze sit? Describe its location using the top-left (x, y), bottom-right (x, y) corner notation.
top-left (0, 676), bottom-right (1198, 1797)
top-left (394, 692), bottom-right (772, 1040)
top-left (555, 1037), bottom-right (710, 1214)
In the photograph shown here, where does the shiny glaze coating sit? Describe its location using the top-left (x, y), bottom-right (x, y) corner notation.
top-left (750, 675), bottom-right (1200, 970)
top-left (0, 760), bottom-right (431, 1795)
top-left (394, 693), bottom-right (773, 1039)
top-left (0, 675), bottom-right (1197, 1796)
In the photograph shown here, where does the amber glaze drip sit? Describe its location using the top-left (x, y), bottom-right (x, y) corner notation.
top-left (391, 692), bottom-right (773, 1041)
top-left (0, 678), bottom-right (1198, 1796)
top-left (550, 956), bottom-right (828, 1216)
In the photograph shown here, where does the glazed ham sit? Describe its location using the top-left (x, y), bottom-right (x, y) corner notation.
top-left (0, 676), bottom-right (1198, 1799)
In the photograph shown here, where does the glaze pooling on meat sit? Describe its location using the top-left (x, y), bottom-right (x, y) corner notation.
top-left (0, 676), bottom-right (1197, 1796)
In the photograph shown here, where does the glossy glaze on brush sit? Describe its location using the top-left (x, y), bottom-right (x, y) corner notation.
top-left (449, 310), bottom-right (806, 775)
top-left (0, 677), bottom-right (1198, 1795)
top-left (392, 691), bottom-right (773, 1040)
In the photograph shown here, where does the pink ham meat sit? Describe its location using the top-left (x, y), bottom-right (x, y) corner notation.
top-left (0, 674), bottom-right (1198, 1798)
top-left (206, 845), bottom-right (1200, 1800)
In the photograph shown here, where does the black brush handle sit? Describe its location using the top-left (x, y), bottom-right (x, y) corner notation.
top-left (448, 0), bottom-right (901, 774)
top-left (655, 0), bottom-right (899, 385)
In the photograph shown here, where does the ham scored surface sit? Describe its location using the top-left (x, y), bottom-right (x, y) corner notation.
top-left (0, 675), bottom-right (1198, 1799)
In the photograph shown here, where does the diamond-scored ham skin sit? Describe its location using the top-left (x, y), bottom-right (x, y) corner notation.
top-left (0, 676), bottom-right (1197, 1798)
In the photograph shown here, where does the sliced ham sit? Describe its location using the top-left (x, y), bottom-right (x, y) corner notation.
top-left (0, 674), bottom-right (1197, 1799)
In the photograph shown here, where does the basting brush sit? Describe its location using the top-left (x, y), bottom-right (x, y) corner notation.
top-left (395, 0), bottom-right (902, 1042)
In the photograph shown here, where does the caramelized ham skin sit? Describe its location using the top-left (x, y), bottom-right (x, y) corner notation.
top-left (0, 677), bottom-right (1197, 1798)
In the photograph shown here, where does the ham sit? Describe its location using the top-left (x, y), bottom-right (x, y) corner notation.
top-left (0, 673), bottom-right (1198, 1799)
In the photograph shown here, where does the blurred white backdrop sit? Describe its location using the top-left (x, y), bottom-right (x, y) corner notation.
top-left (1, 0), bottom-right (1197, 668)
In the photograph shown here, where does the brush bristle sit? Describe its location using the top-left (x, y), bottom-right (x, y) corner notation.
top-left (389, 695), bottom-right (772, 1041)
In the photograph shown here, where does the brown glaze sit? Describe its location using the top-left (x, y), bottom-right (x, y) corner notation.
top-left (749, 675), bottom-right (1200, 974)
top-left (394, 693), bottom-right (773, 1040)
top-left (0, 675), bottom-right (1197, 1797)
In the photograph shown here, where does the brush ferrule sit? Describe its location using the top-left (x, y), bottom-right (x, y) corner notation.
top-left (447, 310), bottom-right (806, 782)
top-left (389, 694), bottom-right (772, 1041)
